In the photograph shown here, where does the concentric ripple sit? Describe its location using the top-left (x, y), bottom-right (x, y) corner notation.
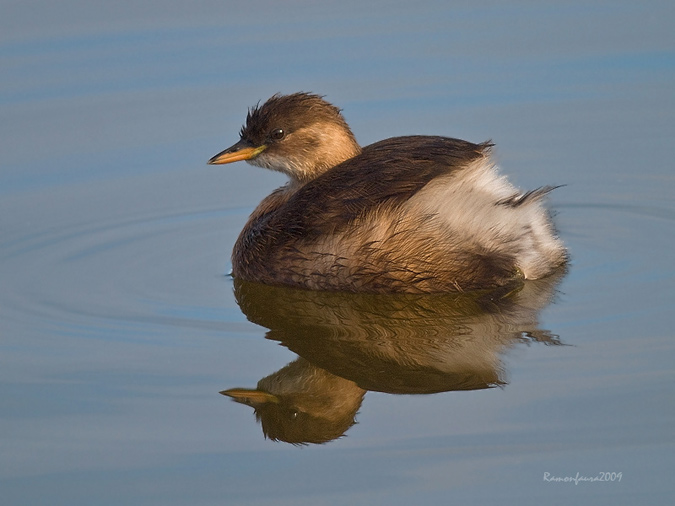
top-left (0, 198), bottom-right (251, 338)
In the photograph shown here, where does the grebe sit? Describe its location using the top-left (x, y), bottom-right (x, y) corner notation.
top-left (208, 92), bottom-right (567, 293)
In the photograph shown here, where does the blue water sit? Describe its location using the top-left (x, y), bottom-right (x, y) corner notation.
top-left (1, 1), bottom-right (674, 504)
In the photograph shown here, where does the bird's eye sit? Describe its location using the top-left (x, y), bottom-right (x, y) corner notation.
top-left (270, 128), bottom-right (285, 141)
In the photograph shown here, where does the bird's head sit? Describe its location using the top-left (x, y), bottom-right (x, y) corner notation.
top-left (208, 92), bottom-right (361, 184)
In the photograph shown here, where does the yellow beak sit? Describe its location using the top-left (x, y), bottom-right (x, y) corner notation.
top-left (220, 388), bottom-right (281, 406)
top-left (207, 141), bottom-right (266, 165)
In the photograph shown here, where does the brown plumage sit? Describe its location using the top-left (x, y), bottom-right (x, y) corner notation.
top-left (208, 92), bottom-right (567, 293)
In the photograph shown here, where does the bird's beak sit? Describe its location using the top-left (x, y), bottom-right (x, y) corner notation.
top-left (220, 388), bottom-right (280, 407)
top-left (207, 140), bottom-right (266, 165)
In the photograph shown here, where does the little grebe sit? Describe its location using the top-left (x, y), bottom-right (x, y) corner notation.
top-left (208, 92), bottom-right (567, 293)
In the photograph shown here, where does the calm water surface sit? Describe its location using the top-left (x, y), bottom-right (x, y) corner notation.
top-left (1, 1), bottom-right (674, 504)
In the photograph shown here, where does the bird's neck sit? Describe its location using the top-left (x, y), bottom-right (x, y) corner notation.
top-left (287, 123), bottom-right (362, 185)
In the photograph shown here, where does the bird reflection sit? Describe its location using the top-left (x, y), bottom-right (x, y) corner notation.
top-left (222, 269), bottom-right (566, 445)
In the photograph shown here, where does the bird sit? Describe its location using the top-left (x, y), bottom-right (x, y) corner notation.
top-left (208, 92), bottom-right (567, 293)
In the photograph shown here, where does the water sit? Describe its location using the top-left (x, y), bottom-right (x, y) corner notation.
top-left (1, 1), bottom-right (674, 504)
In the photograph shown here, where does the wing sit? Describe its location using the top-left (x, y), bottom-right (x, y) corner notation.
top-left (271, 136), bottom-right (491, 239)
